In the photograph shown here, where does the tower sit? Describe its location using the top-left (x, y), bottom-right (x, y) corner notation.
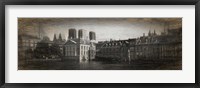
top-left (89, 31), bottom-right (96, 40)
top-left (53, 33), bottom-right (57, 42)
top-left (68, 28), bottom-right (77, 39)
top-left (153, 29), bottom-right (157, 36)
top-left (59, 33), bottom-right (62, 41)
top-left (148, 30), bottom-right (151, 36)
top-left (78, 29), bottom-right (87, 39)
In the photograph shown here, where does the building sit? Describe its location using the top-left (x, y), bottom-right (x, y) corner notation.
top-left (53, 33), bottom-right (66, 55)
top-left (63, 29), bottom-right (96, 61)
top-left (96, 28), bottom-right (182, 61)
top-left (33, 36), bottom-right (55, 59)
top-left (31, 34), bottom-right (66, 60)
top-left (78, 29), bottom-right (87, 39)
top-left (89, 42), bottom-right (96, 60)
top-left (18, 34), bottom-right (40, 61)
top-left (89, 31), bottom-right (96, 40)
top-left (129, 39), bottom-right (136, 60)
top-left (131, 28), bottom-right (182, 60)
top-left (88, 31), bottom-right (96, 60)
top-left (96, 40), bottom-right (129, 61)
top-left (64, 38), bottom-right (91, 61)
top-left (68, 28), bottom-right (77, 39)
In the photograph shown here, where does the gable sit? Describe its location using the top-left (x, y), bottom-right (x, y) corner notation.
top-left (64, 40), bottom-right (77, 45)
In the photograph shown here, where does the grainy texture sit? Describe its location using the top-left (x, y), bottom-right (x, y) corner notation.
top-left (18, 18), bottom-right (182, 70)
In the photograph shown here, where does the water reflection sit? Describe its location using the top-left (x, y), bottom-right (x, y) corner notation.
top-left (20, 59), bottom-right (182, 70)
top-left (79, 60), bottom-right (103, 70)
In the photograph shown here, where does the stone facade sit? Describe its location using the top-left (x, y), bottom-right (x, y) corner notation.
top-left (63, 29), bottom-right (96, 61)
top-left (96, 28), bottom-right (182, 61)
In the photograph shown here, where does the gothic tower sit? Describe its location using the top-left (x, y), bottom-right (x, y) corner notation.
top-left (53, 33), bottom-right (57, 42)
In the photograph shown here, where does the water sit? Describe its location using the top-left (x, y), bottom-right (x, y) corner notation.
top-left (19, 59), bottom-right (182, 70)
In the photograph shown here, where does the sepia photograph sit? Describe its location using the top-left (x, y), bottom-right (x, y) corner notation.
top-left (18, 18), bottom-right (182, 70)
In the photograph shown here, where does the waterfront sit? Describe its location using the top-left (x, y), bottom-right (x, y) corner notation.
top-left (18, 18), bottom-right (182, 70)
top-left (19, 58), bottom-right (182, 70)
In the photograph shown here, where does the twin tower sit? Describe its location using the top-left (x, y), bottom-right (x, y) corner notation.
top-left (68, 28), bottom-right (96, 40)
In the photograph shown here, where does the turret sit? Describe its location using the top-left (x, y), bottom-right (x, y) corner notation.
top-left (68, 28), bottom-right (77, 39)
top-left (78, 29), bottom-right (87, 39)
top-left (59, 33), bottom-right (62, 41)
top-left (53, 33), bottom-right (57, 42)
top-left (153, 29), bottom-right (157, 36)
top-left (89, 31), bottom-right (96, 40)
top-left (148, 30), bottom-right (151, 36)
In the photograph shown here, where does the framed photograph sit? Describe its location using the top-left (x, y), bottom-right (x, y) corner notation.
top-left (0, 0), bottom-right (199, 88)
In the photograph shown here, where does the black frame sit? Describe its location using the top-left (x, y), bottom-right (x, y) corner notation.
top-left (0, 0), bottom-right (199, 88)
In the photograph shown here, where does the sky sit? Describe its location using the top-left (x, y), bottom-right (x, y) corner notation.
top-left (18, 18), bottom-right (182, 41)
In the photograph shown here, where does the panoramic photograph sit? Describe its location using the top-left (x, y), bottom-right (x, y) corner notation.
top-left (18, 18), bottom-right (182, 70)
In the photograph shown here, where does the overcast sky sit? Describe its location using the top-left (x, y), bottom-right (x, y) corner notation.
top-left (18, 18), bottom-right (182, 41)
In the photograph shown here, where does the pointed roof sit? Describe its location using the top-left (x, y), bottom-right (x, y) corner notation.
top-left (53, 34), bottom-right (57, 41)
top-left (59, 33), bottom-right (62, 40)
top-left (154, 29), bottom-right (156, 35)
top-left (148, 30), bottom-right (151, 36)
top-left (64, 39), bottom-right (77, 45)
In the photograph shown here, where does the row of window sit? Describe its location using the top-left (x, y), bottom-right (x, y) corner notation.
top-left (65, 46), bottom-right (77, 51)
top-left (65, 45), bottom-right (90, 57)
top-left (129, 50), bottom-right (182, 59)
top-left (129, 44), bottom-right (181, 50)
top-left (65, 51), bottom-right (77, 56)
top-left (80, 45), bottom-right (90, 50)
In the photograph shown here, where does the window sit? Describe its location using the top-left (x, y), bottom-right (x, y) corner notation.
top-left (65, 51), bottom-right (67, 56)
top-left (66, 46), bottom-right (68, 51)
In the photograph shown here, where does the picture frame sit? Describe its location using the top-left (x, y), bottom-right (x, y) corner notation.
top-left (0, 0), bottom-right (199, 88)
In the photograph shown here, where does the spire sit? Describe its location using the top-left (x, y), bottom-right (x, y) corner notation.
top-left (154, 29), bottom-right (156, 35)
top-left (59, 33), bottom-right (62, 41)
top-left (53, 33), bottom-right (57, 42)
top-left (148, 30), bottom-right (151, 36)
